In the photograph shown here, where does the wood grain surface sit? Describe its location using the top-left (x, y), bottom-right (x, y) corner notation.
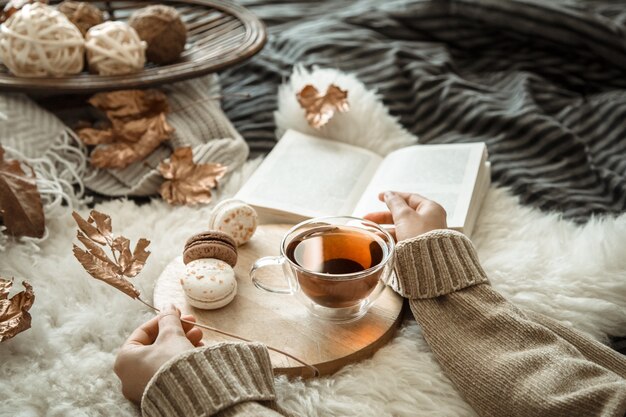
top-left (0, 0), bottom-right (266, 94)
top-left (153, 224), bottom-right (404, 379)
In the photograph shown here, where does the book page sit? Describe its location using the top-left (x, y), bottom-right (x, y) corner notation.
top-left (351, 143), bottom-right (486, 229)
top-left (236, 130), bottom-right (383, 219)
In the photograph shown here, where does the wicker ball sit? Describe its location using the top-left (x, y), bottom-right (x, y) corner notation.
top-left (129, 5), bottom-right (187, 65)
top-left (85, 21), bottom-right (146, 76)
top-left (57, 1), bottom-right (104, 36)
top-left (0, 3), bottom-right (84, 77)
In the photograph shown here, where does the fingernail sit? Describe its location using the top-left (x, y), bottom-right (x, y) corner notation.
top-left (384, 191), bottom-right (393, 200)
top-left (164, 303), bottom-right (176, 313)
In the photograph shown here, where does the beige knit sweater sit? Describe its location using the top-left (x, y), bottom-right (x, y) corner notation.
top-left (141, 230), bottom-right (626, 417)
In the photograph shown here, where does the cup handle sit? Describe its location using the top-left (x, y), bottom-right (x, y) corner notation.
top-left (250, 256), bottom-right (292, 294)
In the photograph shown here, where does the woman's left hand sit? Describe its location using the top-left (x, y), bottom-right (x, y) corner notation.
top-left (114, 304), bottom-right (204, 404)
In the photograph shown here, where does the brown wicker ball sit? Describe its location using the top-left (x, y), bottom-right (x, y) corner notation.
top-left (57, 1), bottom-right (103, 36)
top-left (128, 5), bottom-right (187, 65)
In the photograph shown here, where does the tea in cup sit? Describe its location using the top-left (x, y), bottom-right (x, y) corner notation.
top-left (250, 216), bottom-right (395, 322)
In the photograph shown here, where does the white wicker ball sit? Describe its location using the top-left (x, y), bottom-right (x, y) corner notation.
top-left (0, 3), bottom-right (84, 77)
top-left (85, 21), bottom-right (147, 76)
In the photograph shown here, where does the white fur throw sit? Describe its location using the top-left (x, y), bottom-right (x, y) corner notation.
top-left (0, 67), bottom-right (625, 417)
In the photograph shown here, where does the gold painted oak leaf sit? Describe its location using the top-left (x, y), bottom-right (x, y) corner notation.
top-left (158, 147), bottom-right (227, 206)
top-left (0, 146), bottom-right (45, 238)
top-left (296, 84), bottom-right (349, 129)
top-left (0, 278), bottom-right (35, 343)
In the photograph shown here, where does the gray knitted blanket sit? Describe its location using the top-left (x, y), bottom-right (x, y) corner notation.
top-left (220, 0), bottom-right (626, 222)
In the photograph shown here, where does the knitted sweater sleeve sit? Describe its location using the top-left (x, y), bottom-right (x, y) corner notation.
top-left (391, 229), bottom-right (626, 417)
top-left (141, 342), bottom-right (286, 417)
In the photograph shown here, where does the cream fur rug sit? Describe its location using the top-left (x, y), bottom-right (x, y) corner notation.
top-left (1, 67), bottom-right (626, 417)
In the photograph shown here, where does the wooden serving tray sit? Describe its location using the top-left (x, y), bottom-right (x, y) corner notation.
top-left (0, 0), bottom-right (266, 94)
top-left (153, 224), bottom-right (404, 379)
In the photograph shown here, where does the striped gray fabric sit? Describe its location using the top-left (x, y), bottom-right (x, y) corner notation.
top-left (221, 0), bottom-right (626, 222)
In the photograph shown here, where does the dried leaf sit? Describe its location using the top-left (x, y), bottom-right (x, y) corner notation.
top-left (158, 147), bottom-right (227, 206)
top-left (88, 114), bottom-right (173, 169)
top-left (297, 84), bottom-right (350, 129)
top-left (0, 146), bottom-right (45, 238)
top-left (72, 211), bottom-right (107, 245)
top-left (76, 128), bottom-right (115, 146)
top-left (77, 90), bottom-right (174, 169)
top-left (89, 90), bottom-right (169, 122)
top-left (73, 245), bottom-right (140, 299)
top-left (0, 278), bottom-right (35, 343)
top-left (72, 210), bottom-right (150, 299)
top-left (89, 210), bottom-right (112, 242)
top-left (111, 236), bottom-right (132, 273)
top-left (124, 238), bottom-right (151, 278)
top-left (76, 231), bottom-right (115, 267)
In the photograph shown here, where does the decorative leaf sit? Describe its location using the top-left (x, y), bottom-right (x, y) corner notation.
top-left (0, 278), bottom-right (35, 343)
top-left (77, 90), bottom-right (174, 169)
top-left (0, 146), bottom-right (45, 238)
top-left (72, 211), bottom-right (106, 245)
top-left (111, 236), bottom-right (132, 273)
top-left (76, 231), bottom-right (116, 268)
top-left (88, 113), bottom-right (174, 169)
top-left (89, 210), bottom-right (113, 243)
top-left (73, 245), bottom-right (140, 299)
top-left (75, 128), bottom-right (115, 146)
top-left (89, 89), bottom-right (169, 122)
top-left (158, 147), bottom-right (227, 206)
top-left (124, 238), bottom-right (151, 278)
top-left (72, 210), bottom-right (150, 298)
top-left (296, 84), bottom-right (349, 129)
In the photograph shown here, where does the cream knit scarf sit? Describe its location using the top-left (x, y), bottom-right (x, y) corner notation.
top-left (0, 74), bottom-right (248, 249)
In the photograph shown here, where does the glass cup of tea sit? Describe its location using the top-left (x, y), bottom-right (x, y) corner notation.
top-left (250, 216), bottom-right (395, 322)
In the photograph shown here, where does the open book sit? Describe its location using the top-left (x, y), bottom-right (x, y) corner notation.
top-left (236, 130), bottom-right (491, 236)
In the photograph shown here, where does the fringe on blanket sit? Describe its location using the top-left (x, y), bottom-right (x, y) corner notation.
top-left (0, 92), bottom-right (93, 250)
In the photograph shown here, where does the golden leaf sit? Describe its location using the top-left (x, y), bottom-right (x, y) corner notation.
top-left (77, 90), bottom-right (174, 169)
top-left (89, 90), bottom-right (169, 122)
top-left (89, 210), bottom-right (112, 242)
top-left (72, 210), bottom-right (151, 299)
top-left (111, 236), bottom-right (132, 273)
top-left (296, 84), bottom-right (349, 129)
top-left (0, 146), bottom-right (45, 238)
top-left (76, 128), bottom-right (115, 146)
top-left (124, 238), bottom-right (151, 278)
top-left (0, 277), bottom-right (35, 343)
top-left (73, 245), bottom-right (140, 299)
top-left (72, 211), bottom-right (107, 245)
top-left (158, 147), bottom-right (227, 206)
top-left (76, 231), bottom-right (115, 267)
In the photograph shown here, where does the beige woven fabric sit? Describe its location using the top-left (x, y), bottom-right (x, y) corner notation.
top-left (141, 230), bottom-right (626, 417)
top-left (85, 74), bottom-right (249, 196)
top-left (395, 230), bottom-right (626, 417)
top-left (142, 342), bottom-right (280, 417)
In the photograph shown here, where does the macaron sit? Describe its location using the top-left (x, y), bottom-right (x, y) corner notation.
top-left (180, 258), bottom-right (237, 310)
top-left (208, 199), bottom-right (258, 246)
top-left (183, 231), bottom-right (237, 267)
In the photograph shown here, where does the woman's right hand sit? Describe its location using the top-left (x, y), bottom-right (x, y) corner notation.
top-left (364, 191), bottom-right (448, 241)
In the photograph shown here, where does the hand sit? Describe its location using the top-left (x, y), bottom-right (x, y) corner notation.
top-left (364, 191), bottom-right (447, 241)
top-left (114, 304), bottom-right (204, 404)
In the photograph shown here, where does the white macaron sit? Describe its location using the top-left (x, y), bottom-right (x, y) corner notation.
top-left (180, 258), bottom-right (237, 310)
top-left (208, 199), bottom-right (258, 246)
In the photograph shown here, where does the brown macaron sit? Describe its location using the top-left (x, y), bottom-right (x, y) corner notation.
top-left (183, 231), bottom-right (238, 267)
